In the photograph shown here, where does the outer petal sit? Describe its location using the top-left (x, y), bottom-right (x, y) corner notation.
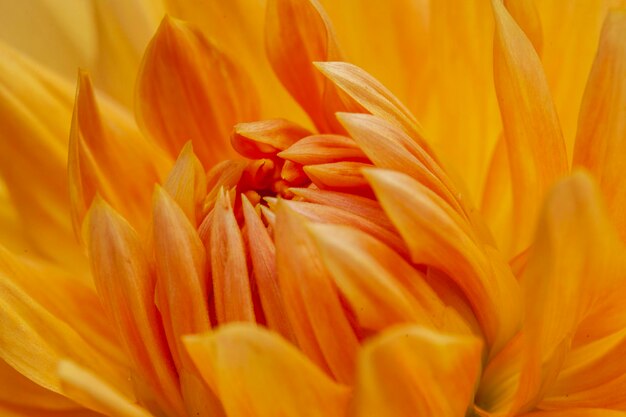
top-left (266, 0), bottom-right (348, 132)
top-left (364, 168), bottom-right (521, 353)
top-left (573, 9), bottom-right (626, 241)
top-left (353, 325), bottom-right (482, 417)
top-left (58, 361), bottom-right (153, 417)
top-left (136, 16), bottom-right (259, 167)
top-left (0, 44), bottom-right (82, 270)
top-left (523, 410), bottom-right (626, 417)
top-left (85, 199), bottom-right (185, 417)
top-left (492, 0), bottom-right (568, 252)
top-left (184, 324), bottom-right (350, 417)
top-left (69, 71), bottom-right (169, 235)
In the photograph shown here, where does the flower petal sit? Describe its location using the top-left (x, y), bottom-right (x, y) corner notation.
top-left (85, 199), bottom-right (184, 417)
top-left (58, 360), bottom-right (153, 417)
top-left (278, 134), bottom-right (367, 165)
top-left (491, 0), bottom-right (568, 251)
top-left (266, 0), bottom-right (348, 132)
top-left (364, 168), bottom-right (521, 353)
top-left (353, 325), bottom-right (482, 417)
top-left (231, 118), bottom-right (311, 159)
top-left (152, 186), bottom-right (211, 370)
top-left (523, 410), bottom-right (626, 417)
top-left (69, 71), bottom-right (169, 235)
top-left (209, 188), bottom-right (255, 324)
top-left (136, 16), bottom-right (259, 167)
top-left (184, 323), bottom-right (350, 417)
top-left (241, 195), bottom-right (295, 342)
top-left (573, 9), bottom-right (626, 241)
top-left (275, 201), bottom-right (359, 383)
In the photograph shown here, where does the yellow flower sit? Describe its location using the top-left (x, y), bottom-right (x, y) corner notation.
top-left (1, 0), bottom-right (625, 416)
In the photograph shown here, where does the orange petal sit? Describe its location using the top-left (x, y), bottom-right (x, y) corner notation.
top-left (209, 188), bottom-right (255, 324)
top-left (573, 9), bottom-right (626, 241)
top-left (163, 143), bottom-right (207, 226)
top-left (364, 168), bottom-right (521, 353)
top-left (353, 325), bottom-right (482, 417)
top-left (503, 0), bottom-right (542, 54)
top-left (278, 134), bottom-right (368, 165)
top-left (309, 224), bottom-right (469, 334)
top-left (275, 201), bottom-right (359, 383)
top-left (492, 0), bottom-right (568, 252)
top-left (184, 323), bottom-right (350, 417)
top-left (241, 195), bottom-right (295, 342)
top-left (231, 118), bottom-right (311, 159)
top-left (304, 161), bottom-right (372, 193)
top-left (266, 0), bottom-right (347, 132)
top-left (58, 360), bottom-right (154, 417)
top-left (277, 199), bottom-right (407, 258)
top-left (315, 61), bottom-right (430, 152)
top-left (85, 199), bottom-right (184, 417)
top-left (152, 186), bottom-right (210, 370)
top-left (69, 71), bottom-right (169, 235)
top-left (204, 160), bottom-right (247, 211)
top-left (523, 410), bottom-right (626, 417)
top-left (136, 15), bottom-right (259, 167)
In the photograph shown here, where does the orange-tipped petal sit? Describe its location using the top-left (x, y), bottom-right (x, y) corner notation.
top-left (58, 360), bottom-right (154, 417)
top-left (136, 16), bottom-right (259, 167)
top-left (573, 9), bottom-right (626, 241)
top-left (309, 223), bottom-right (469, 334)
top-left (315, 61), bottom-right (430, 151)
top-left (69, 71), bottom-right (169, 235)
top-left (364, 168), bottom-right (521, 353)
top-left (163, 143), bottom-right (207, 226)
top-left (209, 189), bottom-right (255, 324)
top-left (231, 118), bottom-right (311, 159)
top-left (275, 201), bottom-right (359, 383)
top-left (241, 195), bottom-right (295, 342)
top-left (266, 0), bottom-right (347, 132)
top-left (152, 186), bottom-right (210, 370)
top-left (304, 161), bottom-right (372, 193)
top-left (204, 160), bottom-right (247, 210)
top-left (353, 325), bottom-right (483, 417)
top-left (85, 199), bottom-right (184, 417)
top-left (184, 324), bottom-right (350, 417)
top-left (492, 0), bottom-right (568, 251)
top-left (278, 134), bottom-right (368, 165)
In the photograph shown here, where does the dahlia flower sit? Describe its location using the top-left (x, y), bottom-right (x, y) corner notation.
top-left (1, 0), bottom-right (625, 416)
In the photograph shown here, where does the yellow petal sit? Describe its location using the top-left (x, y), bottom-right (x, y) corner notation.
top-left (573, 9), bottom-right (626, 241)
top-left (266, 0), bottom-right (347, 132)
top-left (0, 253), bottom-right (131, 406)
top-left (209, 188), bottom-right (255, 324)
top-left (353, 325), bottom-right (482, 417)
top-left (309, 223), bottom-right (469, 334)
top-left (58, 360), bottom-right (153, 417)
top-left (152, 186), bottom-right (211, 370)
top-left (364, 168), bottom-right (521, 353)
top-left (0, 44), bottom-right (83, 270)
top-left (163, 143), bottom-right (207, 226)
top-left (275, 201), bottom-right (359, 383)
top-left (69, 71), bottom-right (169, 235)
top-left (504, 0), bottom-right (542, 54)
top-left (241, 195), bottom-right (295, 342)
top-left (315, 61), bottom-right (430, 151)
top-left (489, 172), bottom-right (625, 413)
top-left (184, 323), bottom-right (350, 417)
top-left (136, 16), bottom-right (259, 167)
top-left (85, 199), bottom-right (185, 417)
top-left (492, 0), bottom-right (568, 252)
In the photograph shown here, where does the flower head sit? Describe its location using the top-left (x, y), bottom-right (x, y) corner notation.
top-left (1, 1), bottom-right (626, 417)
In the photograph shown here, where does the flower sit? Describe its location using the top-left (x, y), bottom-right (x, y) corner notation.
top-left (1, 0), bottom-right (625, 416)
